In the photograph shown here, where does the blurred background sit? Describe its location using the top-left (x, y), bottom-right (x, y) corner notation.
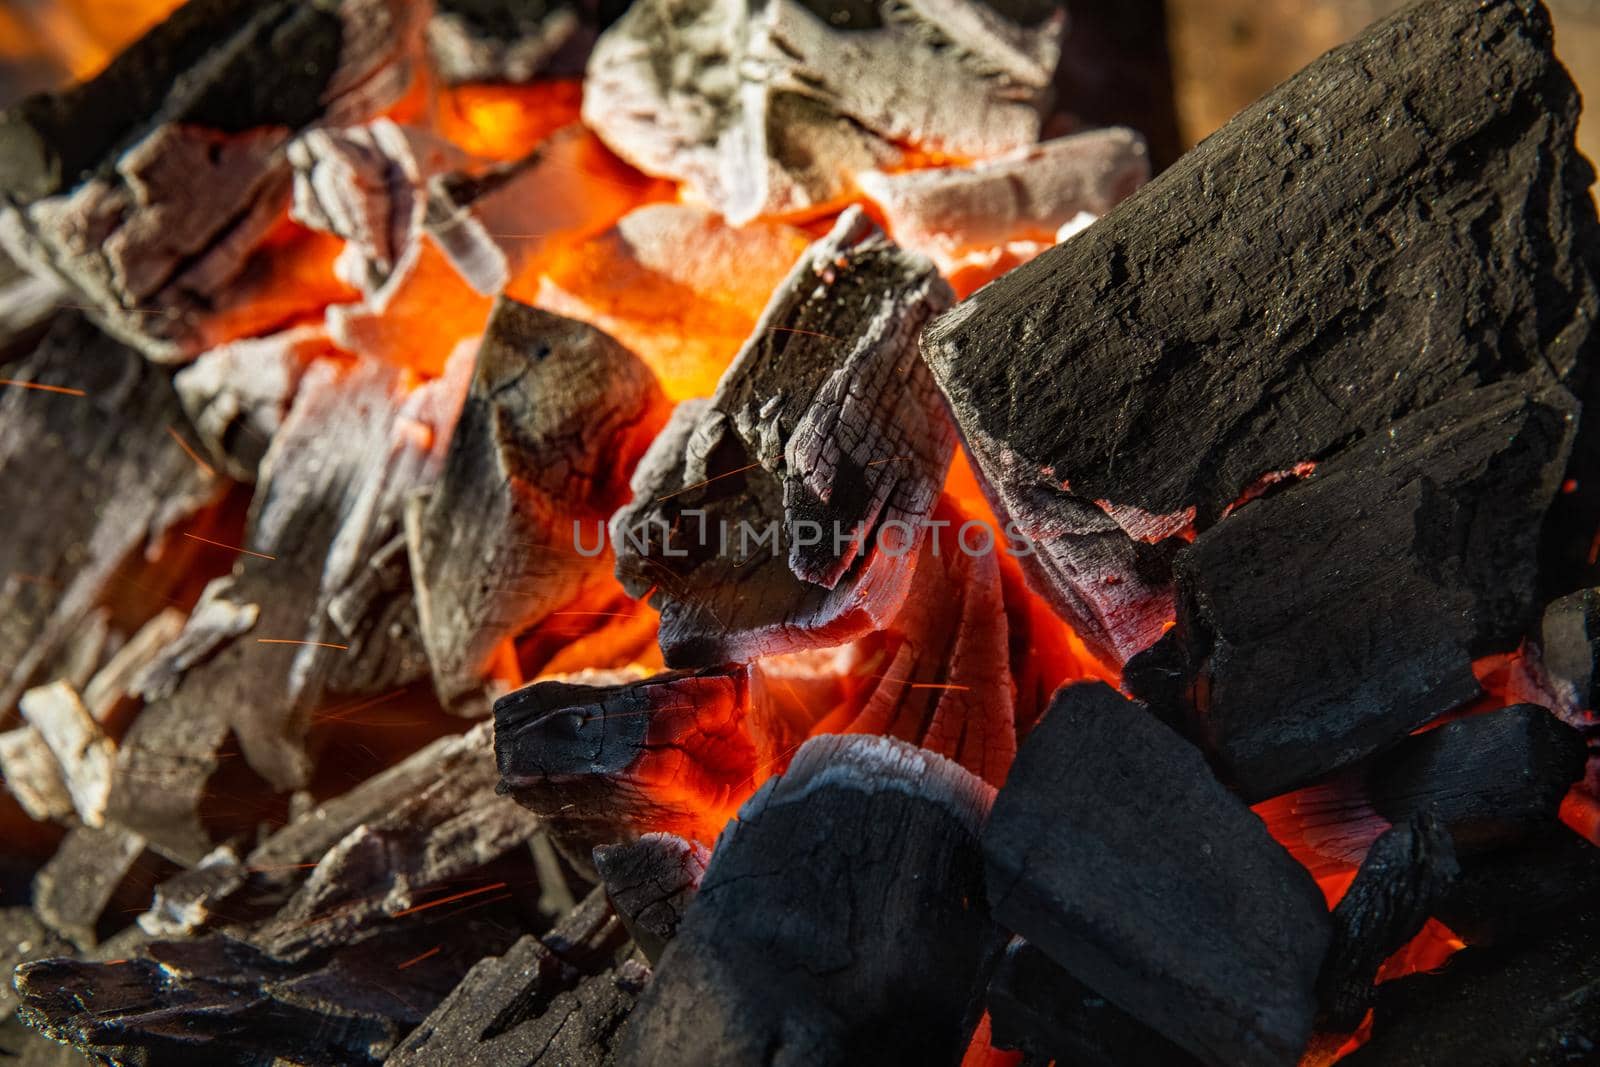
top-left (0, 0), bottom-right (1597, 175)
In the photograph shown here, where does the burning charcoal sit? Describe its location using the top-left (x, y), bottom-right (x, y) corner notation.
top-left (496, 668), bottom-right (799, 853)
top-left (584, 0), bottom-right (1064, 223)
top-left (1316, 813), bottom-right (1460, 1031)
top-left (1537, 586), bottom-right (1600, 717)
top-left (0, 315), bottom-right (224, 719)
top-left (14, 923), bottom-right (519, 1067)
top-left (534, 203), bottom-right (810, 401)
top-left (858, 128), bottom-right (1149, 289)
top-left (619, 735), bottom-right (998, 1066)
top-left (0, 0), bottom-right (427, 360)
top-left (612, 208), bottom-right (955, 666)
top-left (108, 356), bottom-right (470, 860)
top-left (1433, 826), bottom-right (1600, 946)
top-left (389, 887), bottom-right (636, 1066)
top-left (593, 833), bottom-right (708, 964)
top-left (986, 938), bottom-right (1201, 1067)
top-left (427, 0), bottom-right (602, 84)
top-left (31, 825), bottom-right (150, 950)
top-left (1164, 383), bottom-right (1575, 800)
top-left (1366, 705), bottom-right (1589, 855)
top-left (289, 120), bottom-right (470, 299)
top-left (921, 0), bottom-right (1600, 664)
top-left (1340, 907), bottom-right (1600, 1067)
top-left (407, 299), bottom-right (667, 714)
top-left (984, 682), bottom-right (1331, 1067)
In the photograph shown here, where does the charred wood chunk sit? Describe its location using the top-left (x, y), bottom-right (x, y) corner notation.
top-left (1433, 826), bottom-right (1600, 947)
top-left (618, 735), bottom-right (998, 1067)
top-left (1366, 705), bottom-right (1589, 856)
top-left (390, 886), bottom-right (635, 1066)
top-left (593, 833), bottom-right (707, 965)
top-left (495, 667), bottom-right (793, 853)
top-left (30, 825), bottom-right (151, 952)
top-left (1316, 813), bottom-right (1460, 1031)
top-left (1538, 586), bottom-right (1600, 717)
top-left (428, 0), bottom-right (600, 83)
top-left (0, 315), bottom-right (223, 719)
top-left (407, 299), bottom-right (666, 714)
top-left (984, 682), bottom-right (1331, 1067)
top-left (0, 0), bottom-right (427, 360)
top-left (1340, 907), bottom-right (1600, 1067)
top-left (1169, 382), bottom-right (1575, 801)
top-left (921, 0), bottom-right (1600, 663)
top-left (858, 127), bottom-right (1149, 285)
top-left (986, 938), bottom-right (1201, 1067)
top-left (584, 0), bottom-right (1063, 223)
top-left (613, 208), bottom-right (955, 666)
top-left (173, 328), bottom-right (320, 483)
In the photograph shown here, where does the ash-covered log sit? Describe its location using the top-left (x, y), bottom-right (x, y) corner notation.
top-left (1149, 382), bottom-right (1575, 800)
top-left (921, 0), bottom-right (1600, 664)
top-left (593, 832), bottom-right (707, 965)
top-left (858, 127), bottom-right (1148, 289)
top-left (0, 0), bottom-right (427, 360)
top-left (495, 667), bottom-right (796, 853)
top-left (0, 315), bottom-right (225, 719)
top-left (612, 208), bottom-right (955, 666)
top-left (986, 938), bottom-right (1201, 1067)
top-left (1340, 907), bottom-right (1600, 1067)
top-left (583, 0), bottom-right (1063, 223)
top-left (984, 682), bottom-right (1331, 1067)
top-left (1366, 705), bottom-right (1589, 855)
top-left (1316, 813), bottom-right (1460, 1031)
top-left (618, 735), bottom-right (998, 1067)
top-left (407, 299), bottom-right (667, 713)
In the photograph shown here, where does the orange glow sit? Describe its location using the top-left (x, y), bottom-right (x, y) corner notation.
top-left (436, 80), bottom-right (585, 161)
top-left (1375, 918), bottom-right (1465, 981)
top-left (960, 1013), bottom-right (1023, 1067)
top-left (1561, 786), bottom-right (1600, 845)
top-left (199, 222), bottom-right (360, 353)
top-left (327, 243), bottom-right (493, 376)
top-left (6, 0), bottom-right (184, 84)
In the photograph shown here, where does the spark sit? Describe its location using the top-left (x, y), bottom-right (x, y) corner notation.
top-left (166, 426), bottom-right (217, 478)
top-left (910, 683), bottom-right (972, 692)
top-left (655, 461), bottom-right (762, 503)
top-left (765, 325), bottom-right (843, 342)
top-left (256, 638), bottom-right (350, 651)
top-left (396, 945), bottom-right (443, 970)
top-left (392, 881), bottom-right (509, 918)
top-left (182, 532), bottom-right (276, 560)
top-left (0, 379), bottom-right (86, 397)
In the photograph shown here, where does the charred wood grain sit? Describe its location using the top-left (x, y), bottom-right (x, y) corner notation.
top-left (618, 734), bottom-right (998, 1067)
top-left (407, 299), bottom-right (666, 714)
top-left (1166, 382), bottom-right (1575, 800)
top-left (1315, 813), bottom-right (1460, 1031)
top-left (1365, 705), bottom-right (1589, 855)
top-left (612, 208), bottom-right (954, 666)
top-left (983, 682), bottom-right (1331, 1067)
top-left (592, 833), bottom-right (707, 965)
top-left (921, 0), bottom-right (1600, 663)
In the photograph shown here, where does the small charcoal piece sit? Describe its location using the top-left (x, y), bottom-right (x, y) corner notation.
top-left (858, 128), bottom-right (1149, 285)
top-left (984, 682), bottom-right (1330, 1067)
top-left (1164, 382), bottom-right (1575, 800)
top-left (108, 356), bottom-right (470, 859)
top-left (619, 735), bottom-right (998, 1067)
top-left (427, 0), bottom-right (601, 83)
top-left (390, 888), bottom-right (637, 1066)
top-left (593, 833), bottom-right (708, 965)
top-left (1316, 813), bottom-right (1460, 1031)
top-left (1340, 907), bottom-right (1600, 1067)
top-left (921, 0), bottom-right (1600, 664)
top-left (1433, 825), bottom-right (1600, 946)
top-left (1537, 586), bottom-right (1600, 716)
top-left (496, 667), bottom-right (800, 853)
top-left (0, 0), bottom-right (426, 359)
top-left (0, 315), bottom-right (224, 719)
top-left (408, 299), bottom-right (666, 713)
top-left (584, 0), bottom-right (1064, 223)
top-left (1365, 705), bottom-right (1589, 855)
top-left (986, 938), bottom-right (1201, 1067)
top-left (612, 208), bottom-right (955, 666)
